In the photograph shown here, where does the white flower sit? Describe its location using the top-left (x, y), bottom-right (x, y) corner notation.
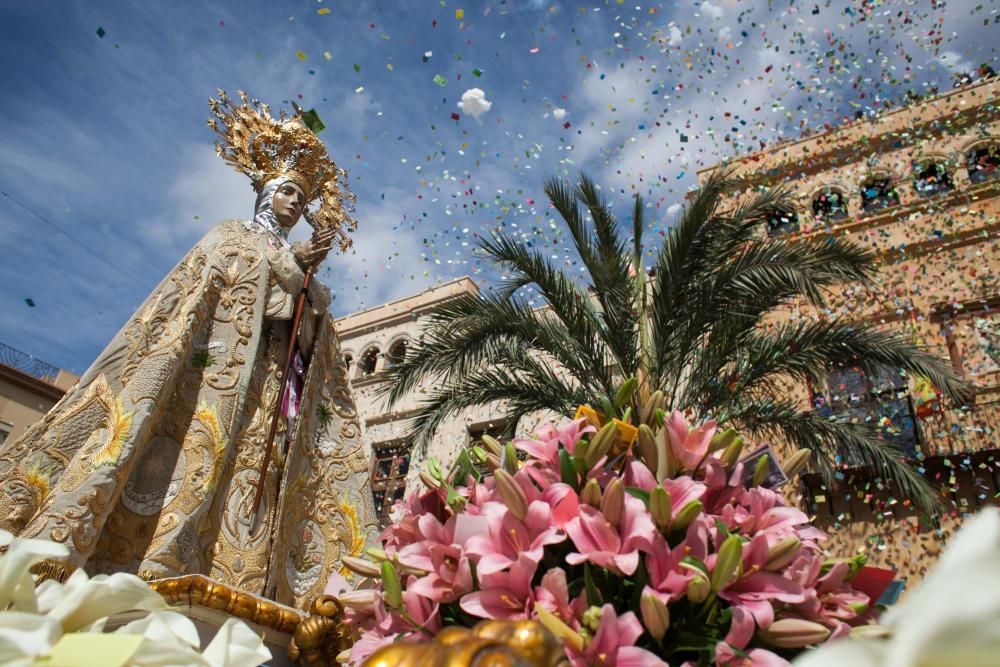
top-left (0, 530), bottom-right (68, 613)
top-left (794, 508), bottom-right (1000, 667)
top-left (0, 612), bottom-right (59, 664)
top-left (201, 617), bottom-right (273, 667)
top-left (44, 570), bottom-right (167, 632)
top-left (0, 531), bottom-right (271, 666)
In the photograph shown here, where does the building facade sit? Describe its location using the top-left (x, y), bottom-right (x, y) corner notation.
top-left (336, 76), bottom-right (999, 587)
top-left (0, 342), bottom-right (78, 446)
top-left (335, 279), bottom-right (553, 525)
top-left (698, 75), bottom-right (1000, 585)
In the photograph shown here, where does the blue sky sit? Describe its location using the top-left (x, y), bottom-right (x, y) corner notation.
top-left (0, 1), bottom-right (996, 374)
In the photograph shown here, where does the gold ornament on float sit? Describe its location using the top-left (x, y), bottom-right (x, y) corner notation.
top-left (207, 89), bottom-right (357, 250)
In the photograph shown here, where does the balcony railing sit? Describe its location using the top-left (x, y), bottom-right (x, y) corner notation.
top-left (0, 342), bottom-right (61, 384)
top-left (920, 396), bottom-right (1000, 456)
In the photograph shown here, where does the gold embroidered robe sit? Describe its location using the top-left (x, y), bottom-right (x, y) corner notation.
top-left (0, 220), bottom-right (378, 608)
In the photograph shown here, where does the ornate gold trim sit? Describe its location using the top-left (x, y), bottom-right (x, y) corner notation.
top-left (363, 619), bottom-right (566, 667)
top-left (30, 558), bottom-right (71, 583)
top-left (288, 595), bottom-right (357, 667)
top-left (149, 574), bottom-right (303, 635)
top-left (147, 578), bottom-right (567, 666)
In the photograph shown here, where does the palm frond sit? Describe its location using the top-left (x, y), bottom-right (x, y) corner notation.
top-left (476, 235), bottom-right (616, 392)
top-left (376, 292), bottom-right (611, 409)
top-left (649, 167), bottom-right (733, 390)
top-left (543, 177), bottom-right (600, 273)
top-left (704, 321), bottom-right (971, 413)
top-left (572, 175), bottom-right (639, 374)
top-left (400, 342), bottom-right (590, 454)
top-left (726, 397), bottom-right (940, 515)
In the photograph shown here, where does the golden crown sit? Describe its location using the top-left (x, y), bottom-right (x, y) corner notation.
top-left (207, 89), bottom-right (357, 250)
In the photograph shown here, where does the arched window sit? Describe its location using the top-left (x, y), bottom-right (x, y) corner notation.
top-left (344, 353), bottom-right (354, 372)
top-left (386, 339), bottom-right (408, 369)
top-left (859, 177), bottom-right (899, 213)
top-left (359, 347), bottom-right (379, 376)
top-left (765, 208), bottom-right (800, 237)
top-left (811, 188), bottom-right (848, 222)
top-left (912, 160), bottom-right (954, 197)
top-left (967, 143), bottom-right (1000, 185)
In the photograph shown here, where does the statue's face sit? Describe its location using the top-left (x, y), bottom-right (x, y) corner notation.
top-left (272, 182), bottom-right (306, 229)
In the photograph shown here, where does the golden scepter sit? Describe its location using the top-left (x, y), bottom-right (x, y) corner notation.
top-left (249, 231), bottom-right (334, 520)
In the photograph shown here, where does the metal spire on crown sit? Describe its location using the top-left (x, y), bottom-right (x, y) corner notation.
top-left (207, 89), bottom-right (357, 250)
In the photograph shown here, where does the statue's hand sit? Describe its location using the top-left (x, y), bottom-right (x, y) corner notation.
top-left (294, 229), bottom-right (336, 269)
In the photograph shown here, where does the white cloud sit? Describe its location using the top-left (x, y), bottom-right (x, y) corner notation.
top-left (138, 144), bottom-right (251, 250)
top-left (938, 51), bottom-right (976, 75)
top-left (553, 107), bottom-right (567, 120)
top-left (458, 88), bottom-right (493, 118)
top-left (667, 25), bottom-right (682, 46)
top-left (569, 39), bottom-right (798, 193)
top-left (701, 1), bottom-right (724, 20)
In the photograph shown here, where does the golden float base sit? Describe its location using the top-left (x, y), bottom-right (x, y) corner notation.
top-left (147, 575), bottom-right (353, 666)
top-left (145, 575), bottom-right (563, 666)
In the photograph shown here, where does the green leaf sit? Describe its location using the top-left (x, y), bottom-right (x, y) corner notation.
top-left (614, 377), bottom-right (638, 409)
top-left (599, 397), bottom-right (615, 421)
top-left (191, 351), bottom-right (214, 368)
top-left (315, 404), bottom-right (333, 426)
top-left (680, 556), bottom-right (709, 577)
top-left (624, 487), bottom-right (650, 505)
top-left (559, 448), bottom-right (578, 489)
top-left (445, 486), bottom-right (466, 512)
top-left (452, 450), bottom-right (474, 485)
top-left (469, 558), bottom-right (479, 590)
top-left (583, 564), bottom-right (603, 606)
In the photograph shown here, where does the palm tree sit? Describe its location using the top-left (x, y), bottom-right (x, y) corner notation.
top-left (377, 168), bottom-right (969, 513)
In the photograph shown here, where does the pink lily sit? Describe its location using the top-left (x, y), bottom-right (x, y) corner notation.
top-left (515, 418), bottom-right (595, 465)
top-left (380, 487), bottom-right (447, 555)
top-left (665, 410), bottom-right (717, 471)
top-left (814, 562), bottom-right (870, 623)
top-left (718, 568), bottom-right (807, 648)
top-left (606, 467), bottom-right (707, 526)
top-left (564, 604), bottom-right (668, 667)
top-left (460, 554), bottom-right (537, 620)
top-left (623, 459), bottom-right (658, 490)
top-left (350, 579), bottom-right (442, 664)
top-left (665, 476), bottom-right (708, 512)
top-left (715, 641), bottom-right (791, 667)
top-left (788, 558), bottom-right (869, 637)
top-left (711, 534), bottom-right (811, 649)
top-left (566, 495), bottom-right (655, 576)
top-left (401, 514), bottom-right (475, 604)
top-left (534, 567), bottom-right (586, 629)
top-left (646, 530), bottom-right (701, 604)
top-left (542, 483), bottom-right (582, 530)
top-left (464, 501), bottom-right (564, 575)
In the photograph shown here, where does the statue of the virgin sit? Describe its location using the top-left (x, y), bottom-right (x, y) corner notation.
top-left (0, 90), bottom-right (378, 609)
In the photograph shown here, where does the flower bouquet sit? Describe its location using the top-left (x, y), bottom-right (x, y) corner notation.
top-left (342, 387), bottom-right (875, 666)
